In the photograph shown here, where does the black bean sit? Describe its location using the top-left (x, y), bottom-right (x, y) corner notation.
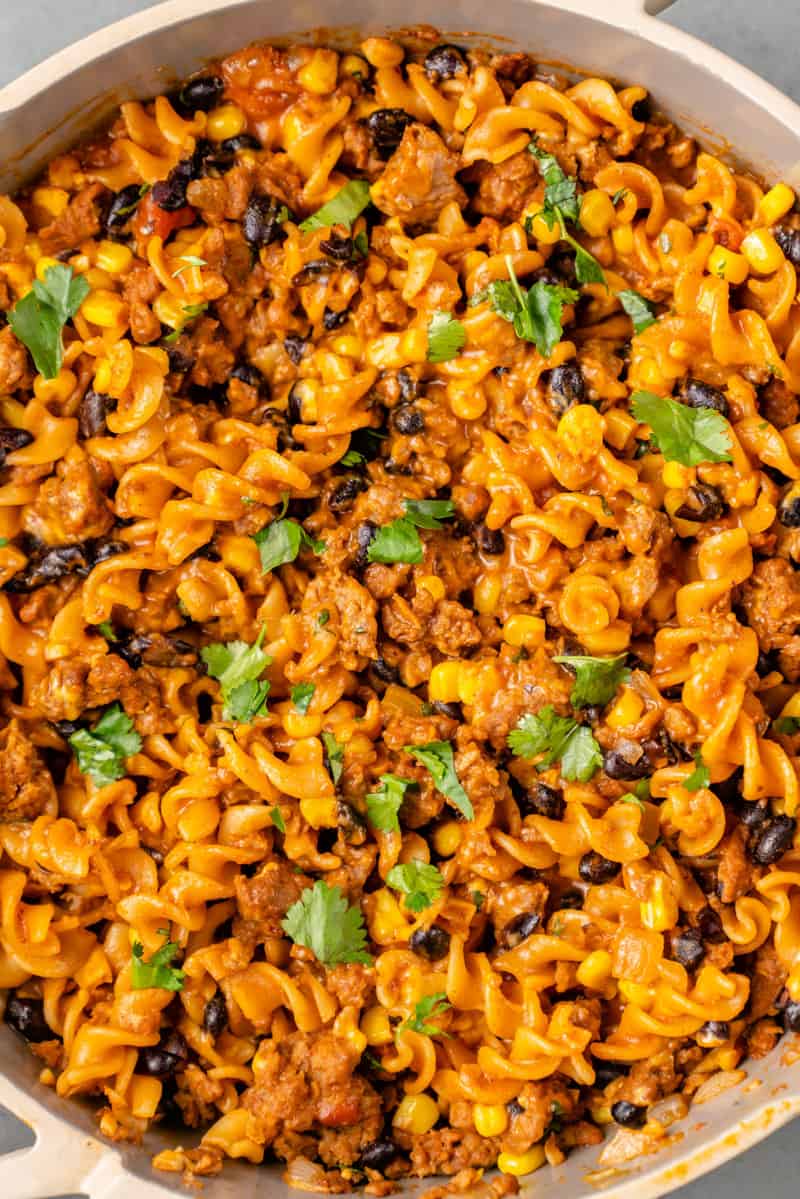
top-left (370, 657), bottom-right (399, 684)
top-left (774, 226), bottom-right (800, 268)
top-left (77, 390), bottom-right (115, 439)
top-left (674, 483), bottom-right (725, 522)
top-left (559, 889), bottom-right (584, 909)
top-left (750, 815), bottom-right (796, 865)
top-left (87, 539), bottom-right (127, 566)
top-left (221, 133), bottom-right (261, 153)
top-left (166, 346), bottom-right (193, 373)
top-left (384, 458), bottom-right (412, 475)
top-left (323, 307), bottom-right (348, 330)
top-left (409, 925), bottom-right (451, 960)
top-left (151, 155), bottom-right (198, 211)
top-left (284, 337), bottom-right (308, 368)
top-left (360, 1140), bottom-right (399, 1171)
top-left (697, 905), bottom-right (727, 944)
top-left (473, 522), bottom-right (505, 555)
top-left (431, 701), bottom-right (463, 721)
top-left (392, 404), bottom-right (425, 435)
top-left (105, 184), bottom-right (145, 233)
top-left (178, 74), bottom-right (225, 113)
top-left (242, 193), bottom-right (288, 248)
top-left (320, 234), bottom-right (355, 261)
top-left (53, 719), bottom-right (79, 738)
top-left (593, 1059), bottom-right (630, 1089)
top-left (137, 1039), bottom-right (186, 1078)
top-left (631, 96), bottom-right (652, 122)
top-left (504, 911), bottom-right (541, 947)
top-left (734, 797), bottom-right (769, 829)
top-left (5, 995), bottom-right (52, 1042)
top-left (579, 851), bottom-right (619, 884)
top-left (673, 928), bottom-right (705, 970)
top-left (287, 383), bottom-right (305, 426)
top-left (328, 476), bottom-right (367, 513)
top-left (611, 1101), bottom-right (647, 1128)
top-left (365, 108), bottom-right (413, 159)
top-left (506, 1099), bottom-right (525, 1120)
top-left (697, 1020), bottom-right (729, 1046)
top-left (783, 1000), bottom-right (800, 1031)
top-left (6, 544), bottom-right (87, 592)
top-left (546, 363), bottom-right (585, 413)
top-left (201, 993), bottom-right (228, 1039)
top-left (353, 521), bottom-right (378, 569)
top-left (292, 260), bottom-right (334, 287)
top-left (424, 44), bottom-right (467, 80)
top-left (397, 370), bottom-right (418, 402)
top-left (603, 747), bottom-right (651, 780)
top-left (115, 633), bottom-right (150, 670)
top-left (683, 379), bottom-right (729, 417)
top-left (778, 494), bottom-right (800, 527)
top-left (0, 427), bottom-right (33, 462)
top-left (756, 650), bottom-right (778, 677)
top-left (228, 364), bottom-right (259, 389)
top-left (519, 782), bottom-right (565, 820)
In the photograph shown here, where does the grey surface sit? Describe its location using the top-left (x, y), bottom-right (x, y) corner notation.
top-left (0, 0), bottom-right (798, 1195)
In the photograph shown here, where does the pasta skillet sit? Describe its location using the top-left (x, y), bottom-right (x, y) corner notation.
top-left (0, 26), bottom-right (798, 1190)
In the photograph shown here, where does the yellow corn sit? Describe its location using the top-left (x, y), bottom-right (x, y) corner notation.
top-left (371, 889), bottom-right (408, 942)
top-left (85, 268), bottom-right (115, 290)
top-left (497, 1147), bottom-right (546, 1176)
top-left (429, 661), bottom-right (462, 703)
top-left (81, 290), bottom-right (127, 328)
top-left (662, 460), bottom-right (694, 489)
top-left (299, 796), bottom-right (338, 828)
top-left (341, 54), bottom-right (369, 79)
top-left (606, 687), bottom-right (645, 729)
top-left (96, 240), bottom-right (133, 275)
top-left (153, 290), bottom-right (187, 329)
top-left (458, 661), bottom-right (500, 705)
top-left (557, 403), bottom-right (604, 460)
top-left (94, 359), bottom-right (112, 393)
top-left (331, 334), bottom-right (361, 357)
top-left (449, 384), bottom-right (486, 420)
top-left (207, 103), bottom-right (246, 141)
top-left (576, 949), bottom-right (613, 990)
top-left (474, 573), bottom-right (502, 614)
top-left (503, 614), bottom-right (545, 649)
top-left (393, 1094), bottom-right (440, 1134)
top-left (525, 209), bottom-right (561, 245)
top-left (612, 223), bottom-right (635, 255)
top-left (360, 1005), bottom-right (393, 1046)
top-left (418, 574), bottom-right (445, 602)
top-left (640, 875), bottom-right (678, 933)
top-left (432, 820), bottom-right (462, 857)
top-left (591, 1104), bottom-right (614, 1125)
top-left (298, 49), bottom-right (339, 95)
top-left (32, 186), bottom-right (69, 218)
top-left (361, 37), bottom-right (405, 68)
top-left (740, 227), bottom-right (784, 274)
top-left (758, 182), bottom-right (795, 225)
top-left (707, 244), bottom-right (749, 284)
top-left (35, 255), bottom-right (62, 282)
top-left (580, 189), bottom-right (615, 237)
top-left (473, 1103), bottom-right (508, 1137)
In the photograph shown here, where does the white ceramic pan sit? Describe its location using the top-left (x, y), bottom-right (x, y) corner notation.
top-left (1, 1), bottom-right (800, 1195)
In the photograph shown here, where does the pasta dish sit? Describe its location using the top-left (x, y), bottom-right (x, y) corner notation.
top-left (1, 26), bottom-right (800, 1192)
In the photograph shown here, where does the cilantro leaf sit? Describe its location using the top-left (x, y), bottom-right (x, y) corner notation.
top-left (386, 861), bottom-right (445, 912)
top-left (299, 180), bottom-right (372, 232)
top-left (554, 654), bottom-right (630, 708)
top-left (774, 715), bottom-right (800, 735)
top-left (619, 778), bottom-right (651, 809)
top-left (528, 141), bottom-right (580, 226)
top-left (488, 256), bottom-right (577, 356)
top-left (291, 682), bottom-right (316, 714)
top-left (96, 621), bottom-right (116, 640)
top-left (270, 805), bottom-right (286, 833)
top-left (612, 188), bottom-right (629, 206)
top-left (507, 706), bottom-right (602, 782)
top-left (281, 880), bottom-right (372, 965)
top-left (130, 932), bottom-right (185, 992)
top-left (69, 703), bottom-right (142, 787)
top-left (254, 518), bottom-right (325, 573)
top-left (403, 498), bottom-right (455, 529)
top-left (367, 518), bottom-right (423, 564)
top-left (684, 751), bottom-right (710, 792)
top-left (401, 992), bottom-right (451, 1037)
top-left (618, 289), bottom-right (656, 334)
top-left (471, 889), bottom-right (485, 910)
top-left (427, 311), bottom-right (466, 363)
top-left (404, 740), bottom-right (474, 820)
top-left (322, 730), bottom-right (344, 784)
top-left (201, 628), bottom-right (271, 722)
top-left (631, 391), bottom-right (732, 466)
top-left (317, 609), bottom-right (330, 626)
top-left (341, 449), bottom-right (365, 467)
top-left (8, 264), bottom-right (89, 379)
top-left (366, 774), bottom-right (414, 832)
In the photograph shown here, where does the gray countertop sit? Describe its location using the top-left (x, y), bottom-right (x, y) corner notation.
top-left (0, 0), bottom-right (798, 1196)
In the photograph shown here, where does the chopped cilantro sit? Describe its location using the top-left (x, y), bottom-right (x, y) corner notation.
top-left (367, 518), bottom-right (423, 564)
top-left (8, 263), bottom-right (90, 379)
top-left (507, 706), bottom-right (602, 782)
top-left (631, 391), bottom-right (732, 466)
top-left (618, 289), bottom-right (656, 334)
top-left (254, 517), bottom-right (326, 573)
top-left (69, 703), bottom-right (142, 787)
top-left (427, 310), bottom-right (466, 363)
top-left (291, 682), bottom-right (315, 714)
top-left (322, 730), bottom-right (344, 784)
top-left (366, 774), bottom-right (414, 832)
top-left (299, 180), bottom-right (371, 232)
top-left (282, 880), bottom-right (372, 966)
top-left (684, 751), bottom-right (710, 792)
top-left (401, 992), bottom-right (451, 1037)
top-left (270, 805), bottom-right (286, 833)
top-left (200, 628), bottom-right (271, 722)
top-left (403, 498), bottom-right (455, 528)
top-left (553, 653), bottom-right (630, 708)
top-left (130, 931), bottom-right (185, 992)
top-left (404, 740), bottom-right (473, 820)
top-left (386, 861), bottom-right (445, 912)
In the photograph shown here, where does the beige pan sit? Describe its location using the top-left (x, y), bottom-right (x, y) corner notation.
top-left (1, 0), bottom-right (800, 1194)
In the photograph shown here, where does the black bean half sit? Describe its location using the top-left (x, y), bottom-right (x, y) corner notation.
top-left (5, 995), bottom-right (52, 1042)
top-left (697, 905), bottom-right (727, 944)
top-left (611, 1101), bottom-right (647, 1128)
top-left (519, 782), bottom-right (565, 820)
top-left (778, 494), bottom-right (800, 528)
top-left (424, 44), bottom-right (467, 80)
top-left (105, 184), bottom-right (144, 233)
top-left (242, 193), bottom-right (288, 248)
top-left (674, 483), bottom-right (725, 523)
top-left (221, 133), bottom-right (262, 153)
top-left (579, 851), bottom-right (619, 884)
top-left (504, 911), bottom-right (541, 947)
top-left (370, 657), bottom-right (399, 684)
top-left (603, 747), bottom-right (651, 781)
top-left (323, 307), bottom-right (349, 330)
top-left (774, 226), bottom-right (800, 269)
top-left (365, 108), bottom-right (413, 159)
top-left (683, 379), bottom-right (729, 417)
top-left (353, 521), bottom-right (378, 569)
top-left (750, 815), bottom-right (796, 865)
top-left (360, 1140), bottom-right (400, 1171)
top-left (783, 1000), bottom-right (800, 1032)
top-left (328, 475), bottom-right (367, 513)
top-left (546, 363), bottom-right (585, 414)
top-left (673, 928), bottom-right (705, 970)
top-left (202, 993), bottom-right (228, 1038)
top-left (179, 75), bottom-right (225, 113)
top-left (392, 404), bottom-right (425, 435)
top-left (697, 1020), bottom-right (729, 1046)
top-left (78, 390), bottom-right (115, 439)
top-left (5, 545), bottom-right (87, 592)
top-left (473, 522), bottom-right (505, 555)
top-left (409, 925), bottom-right (451, 960)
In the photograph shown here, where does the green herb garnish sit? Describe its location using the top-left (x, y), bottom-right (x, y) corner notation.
top-left (386, 861), bottom-right (445, 912)
top-left (631, 391), bottom-right (732, 466)
top-left (404, 740), bottom-right (473, 820)
top-left (553, 653), bottom-right (630, 709)
top-left (300, 180), bottom-right (371, 232)
top-left (507, 706), bottom-right (602, 782)
top-left (200, 628), bottom-right (271, 722)
top-left (282, 880), bottom-right (371, 965)
top-left (8, 264), bottom-right (90, 379)
top-left (69, 703), bottom-right (142, 787)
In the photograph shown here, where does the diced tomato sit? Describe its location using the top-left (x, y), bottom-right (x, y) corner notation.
top-left (134, 194), bottom-right (196, 242)
top-left (315, 1096), bottom-right (361, 1127)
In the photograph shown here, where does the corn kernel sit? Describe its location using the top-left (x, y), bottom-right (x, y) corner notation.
top-left (418, 574), bottom-right (445, 601)
top-left (497, 1147), bottom-right (546, 1176)
top-left (207, 103), bottom-right (247, 141)
top-left (298, 49), bottom-right (339, 95)
top-left (360, 1005), bottom-right (393, 1045)
top-left (612, 223), bottom-right (634, 255)
top-left (557, 403), bottom-right (605, 461)
top-left (604, 407), bottom-right (638, 450)
top-left (662, 460), bottom-right (694, 489)
top-left (341, 54), bottom-right (369, 79)
top-left (32, 186), bottom-right (69, 218)
top-left (473, 1103), bottom-right (508, 1138)
top-left (429, 661), bottom-right (462, 703)
top-left (740, 228), bottom-right (784, 274)
top-left (371, 889), bottom-right (408, 942)
top-left (393, 1094), bottom-right (440, 1134)
top-left (458, 661), bottom-right (500, 705)
top-left (449, 384), bottom-right (486, 421)
top-left (153, 290), bottom-right (187, 329)
top-left (361, 37), bottom-right (405, 68)
top-left (606, 686), bottom-right (645, 729)
top-left (80, 290), bottom-right (127, 328)
top-left (85, 268), bottom-right (115, 290)
top-left (707, 244), bottom-right (749, 284)
top-left (432, 821), bottom-right (462, 857)
top-left (580, 189), bottom-right (615, 237)
top-left (96, 240), bottom-right (133, 275)
top-left (591, 1104), bottom-right (613, 1125)
top-left (524, 209), bottom-right (561, 245)
top-left (94, 360), bottom-right (112, 393)
top-left (474, 573), bottom-right (502, 614)
top-left (758, 183), bottom-right (795, 225)
top-left (35, 255), bottom-right (61, 282)
top-left (331, 334), bottom-right (361, 357)
top-left (576, 949), bottom-right (613, 990)
top-left (503, 614), bottom-right (545, 649)
top-left (299, 796), bottom-right (338, 828)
